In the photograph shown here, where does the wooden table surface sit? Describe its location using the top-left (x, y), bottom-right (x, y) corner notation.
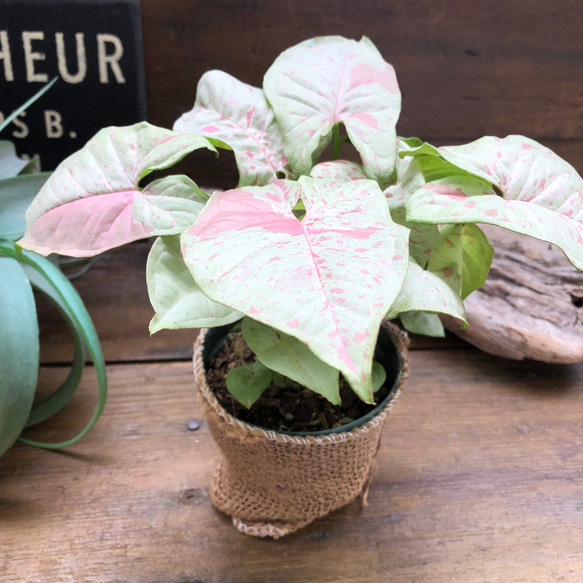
top-left (1, 241), bottom-right (582, 583)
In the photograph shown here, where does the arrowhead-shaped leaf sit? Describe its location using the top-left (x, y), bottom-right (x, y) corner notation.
top-left (147, 236), bottom-right (242, 333)
top-left (264, 36), bottom-right (401, 185)
top-left (19, 123), bottom-right (215, 257)
top-left (174, 70), bottom-right (290, 187)
top-left (182, 177), bottom-right (409, 403)
top-left (242, 317), bottom-right (340, 405)
top-left (405, 136), bottom-right (583, 270)
top-left (226, 361), bottom-right (273, 409)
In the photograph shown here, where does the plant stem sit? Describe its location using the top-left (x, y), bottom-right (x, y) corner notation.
top-left (332, 123), bottom-right (341, 160)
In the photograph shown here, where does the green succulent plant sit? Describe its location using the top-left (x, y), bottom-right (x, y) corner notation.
top-left (0, 82), bottom-right (107, 457)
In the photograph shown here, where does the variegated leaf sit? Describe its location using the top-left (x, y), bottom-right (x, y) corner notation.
top-left (405, 136), bottom-right (583, 269)
top-left (264, 36), bottom-right (401, 185)
top-left (310, 160), bottom-right (368, 182)
top-left (19, 123), bottom-right (214, 257)
top-left (407, 136), bottom-right (583, 269)
top-left (386, 260), bottom-right (466, 324)
top-left (174, 70), bottom-right (290, 187)
top-left (147, 236), bottom-right (241, 333)
top-left (182, 177), bottom-right (409, 403)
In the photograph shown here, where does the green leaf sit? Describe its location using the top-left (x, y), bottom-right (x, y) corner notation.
top-left (423, 223), bottom-right (494, 300)
top-left (242, 317), bottom-right (340, 405)
top-left (0, 244), bottom-right (108, 449)
top-left (0, 140), bottom-right (29, 179)
top-left (0, 256), bottom-right (39, 457)
top-left (400, 311), bottom-right (445, 338)
top-left (459, 224), bottom-right (494, 299)
top-left (147, 236), bottom-right (242, 333)
top-left (0, 77), bottom-right (57, 134)
top-left (21, 264), bottom-right (86, 427)
top-left (371, 361), bottom-right (386, 393)
top-left (0, 173), bottom-right (50, 242)
top-left (264, 36), bottom-right (401, 185)
top-left (226, 360), bottom-right (273, 409)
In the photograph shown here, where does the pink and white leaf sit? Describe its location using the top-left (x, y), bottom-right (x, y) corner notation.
top-left (407, 171), bottom-right (583, 270)
top-left (174, 70), bottom-right (289, 186)
top-left (19, 123), bottom-right (214, 257)
top-left (310, 160), bottom-right (368, 182)
top-left (264, 36), bottom-right (401, 185)
top-left (182, 178), bottom-right (409, 402)
top-left (147, 236), bottom-right (241, 333)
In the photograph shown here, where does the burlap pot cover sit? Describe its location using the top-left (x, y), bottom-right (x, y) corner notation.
top-left (193, 321), bottom-right (409, 539)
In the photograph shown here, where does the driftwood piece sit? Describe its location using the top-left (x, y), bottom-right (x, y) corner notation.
top-left (444, 225), bottom-right (583, 363)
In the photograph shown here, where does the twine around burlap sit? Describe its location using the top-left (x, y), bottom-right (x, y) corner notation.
top-left (193, 321), bottom-right (409, 539)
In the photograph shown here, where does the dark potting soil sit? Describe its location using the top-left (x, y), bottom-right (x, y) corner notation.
top-left (206, 331), bottom-right (391, 433)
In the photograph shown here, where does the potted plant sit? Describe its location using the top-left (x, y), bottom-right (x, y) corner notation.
top-left (17, 36), bottom-right (583, 537)
top-left (0, 83), bottom-right (107, 458)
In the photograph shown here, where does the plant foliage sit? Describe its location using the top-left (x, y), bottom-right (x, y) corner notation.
top-left (17, 36), bottom-right (583, 409)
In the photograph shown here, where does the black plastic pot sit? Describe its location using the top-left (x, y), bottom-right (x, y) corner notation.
top-left (201, 321), bottom-right (402, 436)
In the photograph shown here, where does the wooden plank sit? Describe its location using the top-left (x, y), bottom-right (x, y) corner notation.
top-left (140, 0), bottom-right (583, 142)
top-left (2, 350), bottom-right (582, 582)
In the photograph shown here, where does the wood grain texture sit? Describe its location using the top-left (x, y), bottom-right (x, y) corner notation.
top-left (445, 225), bottom-right (583, 363)
top-left (139, 0), bottom-right (583, 186)
top-left (1, 351), bottom-right (582, 582)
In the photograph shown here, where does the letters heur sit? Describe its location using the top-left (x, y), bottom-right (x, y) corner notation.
top-left (0, 30), bottom-right (126, 140)
top-left (0, 30), bottom-right (126, 84)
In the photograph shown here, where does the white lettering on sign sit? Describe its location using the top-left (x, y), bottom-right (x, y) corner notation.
top-left (44, 110), bottom-right (64, 138)
top-left (23, 31), bottom-right (48, 82)
top-left (97, 33), bottom-right (125, 84)
top-left (0, 109), bottom-right (78, 140)
top-left (12, 112), bottom-right (29, 139)
top-left (56, 32), bottom-right (87, 84)
top-left (0, 30), bottom-right (126, 84)
top-left (0, 30), bottom-right (14, 81)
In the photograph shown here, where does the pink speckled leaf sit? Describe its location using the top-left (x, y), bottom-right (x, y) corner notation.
top-left (386, 260), bottom-right (466, 323)
top-left (406, 136), bottom-right (583, 269)
top-left (174, 71), bottom-right (290, 187)
top-left (182, 177), bottom-right (409, 403)
top-left (310, 160), bottom-right (368, 182)
top-left (19, 123), bottom-right (215, 257)
top-left (264, 36), bottom-right (401, 185)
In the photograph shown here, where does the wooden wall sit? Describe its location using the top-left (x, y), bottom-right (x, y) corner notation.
top-left (139, 0), bottom-right (583, 186)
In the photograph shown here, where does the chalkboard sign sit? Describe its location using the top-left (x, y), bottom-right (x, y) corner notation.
top-left (0, 0), bottom-right (147, 170)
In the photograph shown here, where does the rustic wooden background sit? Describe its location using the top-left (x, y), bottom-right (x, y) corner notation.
top-left (2, 2), bottom-right (583, 582)
top-left (140, 0), bottom-right (583, 187)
